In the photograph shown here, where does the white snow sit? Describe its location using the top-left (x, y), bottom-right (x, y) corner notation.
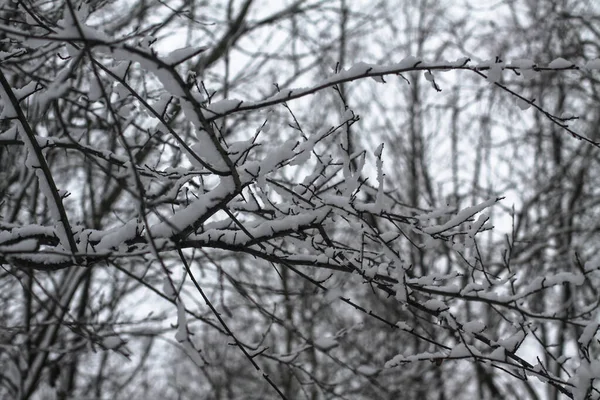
top-left (357, 365), bottom-right (379, 376)
top-left (584, 59), bottom-right (600, 71)
top-left (487, 64), bottom-right (503, 83)
top-left (510, 59), bottom-right (537, 79)
top-left (0, 125), bottom-right (18, 141)
top-left (578, 321), bottom-right (599, 347)
top-left (203, 99), bottom-right (244, 117)
top-left (423, 198), bottom-right (497, 235)
top-left (516, 97), bottom-right (532, 110)
top-left (449, 343), bottom-right (470, 358)
top-left (102, 335), bottom-right (123, 350)
top-left (96, 219), bottom-right (139, 250)
top-left (314, 336), bottom-right (338, 350)
top-left (489, 346), bottom-right (505, 361)
top-left (496, 330), bottom-right (525, 352)
top-left (548, 57), bottom-right (573, 69)
top-left (163, 277), bottom-right (176, 299)
top-left (181, 340), bottom-right (204, 367)
top-left (569, 360), bottom-right (600, 400)
top-left (510, 59), bottom-right (535, 69)
top-left (396, 55), bottom-right (420, 68)
top-left (109, 62), bottom-right (129, 80)
top-left (463, 320), bottom-right (485, 334)
top-left (163, 46), bottom-right (207, 65)
top-left (379, 232), bottom-right (399, 242)
top-left (175, 299), bottom-right (187, 342)
top-left (150, 176), bottom-right (236, 237)
top-left (385, 350), bottom-right (447, 367)
top-left (0, 238), bottom-right (37, 252)
top-left (423, 299), bottom-right (448, 312)
top-left (185, 136), bottom-right (228, 170)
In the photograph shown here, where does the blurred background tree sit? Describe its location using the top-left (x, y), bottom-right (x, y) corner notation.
top-left (0, 0), bottom-right (599, 399)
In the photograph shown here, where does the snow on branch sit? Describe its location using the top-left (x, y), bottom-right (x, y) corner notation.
top-left (1, 3), bottom-right (599, 398)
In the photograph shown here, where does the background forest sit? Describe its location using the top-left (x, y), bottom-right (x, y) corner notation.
top-left (1, 0), bottom-right (600, 399)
